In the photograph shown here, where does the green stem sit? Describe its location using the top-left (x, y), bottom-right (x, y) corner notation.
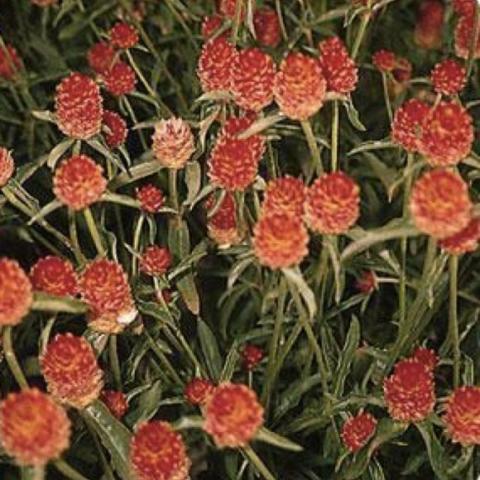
top-left (448, 255), bottom-right (460, 388)
top-left (145, 332), bottom-right (183, 385)
top-left (232, 0), bottom-right (245, 44)
top-left (68, 209), bottom-right (85, 266)
top-left (168, 169), bottom-right (179, 212)
top-left (275, 0), bottom-right (288, 41)
top-left (109, 336), bottom-right (122, 390)
top-left (53, 460), bottom-right (91, 480)
top-left (3, 327), bottom-right (28, 389)
top-left (351, 11), bottom-right (371, 60)
top-left (467, 3), bottom-right (480, 79)
top-left (242, 446), bottom-right (276, 480)
top-left (83, 208), bottom-right (106, 257)
top-left (131, 213), bottom-right (145, 276)
top-left (382, 73), bottom-right (393, 124)
top-left (300, 119), bottom-right (323, 173)
top-left (331, 100), bottom-right (339, 172)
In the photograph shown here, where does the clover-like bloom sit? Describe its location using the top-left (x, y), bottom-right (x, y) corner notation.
top-left (87, 42), bottom-right (116, 74)
top-left (204, 192), bottom-right (241, 246)
top-left (201, 15), bottom-right (225, 39)
top-left (391, 99), bottom-right (430, 153)
top-left (103, 110), bottom-right (128, 149)
top-left (30, 256), bottom-right (78, 297)
top-left (431, 59), bottom-right (466, 95)
top-left (453, 0), bottom-right (475, 15)
top-left (0, 147), bottom-right (14, 187)
top-left (455, 16), bottom-right (480, 59)
top-left (136, 184), bottom-right (165, 213)
top-left (372, 50), bottom-right (396, 72)
top-left (184, 378), bottom-right (215, 406)
top-left (253, 7), bottom-right (281, 48)
top-left (262, 175), bottom-right (306, 218)
top-left (438, 218), bottom-right (480, 255)
top-left (341, 412), bottom-right (377, 452)
top-left (103, 61), bottom-right (137, 96)
top-left (109, 22), bottom-right (139, 49)
top-left (101, 390), bottom-right (129, 419)
top-left (140, 245), bottom-right (172, 276)
top-left (219, 0), bottom-right (244, 19)
top-left (412, 347), bottom-right (438, 372)
top-left (241, 344), bottom-right (264, 371)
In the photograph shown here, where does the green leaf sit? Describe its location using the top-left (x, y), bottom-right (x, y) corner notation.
top-left (348, 140), bottom-right (397, 156)
top-left (31, 292), bottom-right (88, 314)
top-left (282, 267), bottom-right (317, 319)
top-left (184, 161), bottom-right (202, 206)
top-left (197, 318), bottom-right (222, 380)
top-left (176, 273), bottom-right (200, 315)
top-left (342, 100), bottom-right (366, 131)
top-left (414, 422), bottom-right (449, 480)
top-left (47, 138), bottom-right (74, 169)
top-left (255, 427), bottom-right (303, 452)
top-left (124, 380), bottom-right (162, 428)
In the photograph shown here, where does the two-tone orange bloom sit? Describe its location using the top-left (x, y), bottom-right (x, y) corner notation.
top-left (253, 7), bottom-right (281, 48)
top-left (438, 218), bottom-right (480, 255)
top-left (430, 59), bottom-right (466, 95)
top-left (204, 192), bottom-right (241, 246)
top-left (136, 184), bottom-right (165, 213)
top-left (391, 99), bottom-right (430, 153)
top-left (0, 147), bottom-right (14, 187)
top-left (101, 390), bottom-right (129, 419)
top-left (140, 245), bottom-right (172, 276)
top-left (262, 176), bottom-right (306, 217)
top-left (341, 412), bottom-right (377, 452)
top-left (184, 378), bottom-right (215, 406)
top-left (30, 256), bottom-right (78, 297)
top-left (103, 110), bottom-right (128, 149)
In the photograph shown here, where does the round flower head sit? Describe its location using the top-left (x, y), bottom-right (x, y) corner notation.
top-left (231, 48), bottom-right (276, 112)
top-left (185, 378), bottom-right (215, 405)
top-left (55, 73), bottom-right (103, 140)
top-left (372, 50), bottom-right (396, 72)
top-left (274, 52), bottom-right (327, 120)
top-left (198, 36), bottom-right (238, 93)
top-left (136, 184), bottom-right (164, 213)
top-left (431, 59), bottom-right (466, 95)
top-left (0, 44), bottom-right (22, 80)
top-left (0, 388), bottom-right (70, 466)
top-left (410, 169), bottom-right (472, 239)
top-left (152, 118), bottom-right (195, 169)
top-left (241, 344), bottom-right (264, 371)
top-left (418, 102), bottom-right (473, 167)
top-left (253, 212), bottom-right (309, 269)
top-left (355, 271), bottom-right (378, 294)
top-left (101, 390), bottom-right (128, 419)
top-left (0, 147), bottom-right (14, 187)
top-left (455, 16), bottom-right (480, 60)
top-left (438, 218), bottom-right (480, 255)
top-left (0, 258), bottom-right (33, 326)
top-left (253, 7), bottom-right (281, 48)
top-left (305, 172), bottom-right (360, 235)
top-left (453, 0), bottom-right (475, 16)
top-left (30, 256), bottom-right (78, 297)
top-left (109, 22), bottom-right (139, 49)
top-left (130, 421), bottom-right (190, 480)
top-left (391, 99), bottom-right (430, 153)
top-left (204, 192), bottom-right (241, 246)
top-left (412, 347), bottom-right (438, 372)
top-left (318, 37), bottom-right (358, 94)
top-left (79, 259), bottom-right (137, 333)
top-left (103, 110), bottom-right (127, 149)
top-left (87, 42), bottom-right (116, 75)
top-left (202, 15), bottom-right (225, 39)
top-left (53, 154), bottom-right (107, 211)
top-left (443, 386), bottom-right (480, 446)
top-left (262, 176), bottom-right (306, 217)
top-left (204, 383), bottom-right (264, 448)
top-left (41, 333), bottom-right (104, 409)
top-left (208, 115), bottom-right (265, 191)
top-left (219, 0), bottom-right (244, 19)
top-left (341, 412), bottom-right (377, 452)
top-left (103, 61), bottom-right (137, 96)
top-left (414, 0), bottom-right (444, 50)
top-left (140, 245), bottom-right (172, 276)
top-left (384, 358), bottom-right (435, 422)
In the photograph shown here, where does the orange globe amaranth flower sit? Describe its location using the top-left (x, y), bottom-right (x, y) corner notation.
top-left (79, 259), bottom-right (137, 333)
top-left (0, 388), bottom-right (70, 466)
top-left (412, 347), bottom-right (438, 372)
top-left (101, 390), bottom-right (128, 419)
top-left (253, 7), bottom-right (281, 48)
top-left (0, 258), bottom-right (33, 326)
top-left (418, 102), bottom-right (473, 167)
top-left (384, 359), bottom-right (435, 422)
top-left (372, 50), bottom-right (396, 72)
top-left (0, 44), bottom-right (22, 80)
top-left (341, 412), bottom-right (377, 452)
top-left (202, 15), bottom-right (225, 39)
top-left (318, 36), bottom-right (358, 94)
top-left (30, 256), bottom-right (78, 297)
top-left (103, 110), bottom-right (128, 149)
top-left (305, 172), bottom-right (360, 235)
top-left (453, 0), bottom-right (475, 16)
top-left (152, 118), bottom-right (195, 169)
top-left (355, 271), bottom-right (378, 294)
top-left (219, 0), bottom-right (244, 19)
top-left (140, 245), bottom-right (172, 276)
top-left (208, 116), bottom-right (265, 191)
top-left (87, 42), bottom-right (116, 75)
top-left (274, 52), bottom-right (327, 120)
top-left (41, 333), bottom-right (104, 409)
top-left (55, 72), bottom-right (103, 140)
top-left (204, 383), bottom-right (264, 448)
top-left (241, 344), bottom-right (264, 371)
top-left (231, 48), bottom-right (276, 112)
top-left (455, 16), bottom-right (480, 59)
top-left (130, 421), bottom-right (190, 480)
top-left (0, 147), bottom-right (14, 187)
top-left (262, 175), bottom-right (306, 217)
top-left (110, 22), bottom-right (139, 49)
top-left (444, 386), bottom-right (480, 446)
top-left (414, 0), bottom-right (444, 50)
top-left (205, 192), bottom-right (241, 246)
top-left (253, 212), bottom-right (309, 269)
top-left (53, 154), bottom-right (107, 211)
top-left (103, 61), bottom-right (137, 96)
top-left (184, 378), bottom-right (215, 405)
top-left (391, 99), bottom-right (430, 153)
top-left (438, 218), bottom-right (480, 255)
top-left (431, 59), bottom-right (466, 95)
top-left (197, 36), bottom-right (238, 93)
top-left (410, 170), bottom-right (472, 239)
top-left (136, 184), bottom-right (165, 213)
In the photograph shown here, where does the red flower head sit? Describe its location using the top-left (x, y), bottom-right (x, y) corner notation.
top-left (140, 245), bottom-right (172, 276)
top-left (30, 256), bottom-right (78, 297)
top-left (412, 347), bottom-right (438, 372)
top-left (231, 48), bottom-right (276, 112)
top-left (431, 59), bottom-right (466, 95)
top-left (184, 378), bottom-right (215, 405)
top-left (274, 52), bottom-right (327, 120)
top-left (31, 0), bottom-right (58, 5)
top-left (101, 390), bottom-right (128, 419)
top-left (0, 147), bottom-right (14, 187)
top-left (109, 22), bottom-right (139, 49)
top-left (0, 258), bottom-right (33, 326)
top-left (341, 412), bottom-right (377, 452)
top-left (152, 118), bottom-right (195, 169)
top-left (253, 212), bottom-right (309, 269)
top-left (53, 154), bottom-right (107, 211)
top-left (204, 192), bottom-right (241, 246)
top-left (391, 99), bottom-right (430, 153)
top-left (253, 7), bottom-right (281, 48)
top-left (103, 110), bottom-right (128, 149)
top-left (0, 389), bottom-right (70, 466)
top-left (87, 42), bottom-right (116, 75)
top-left (41, 333), bottom-right (104, 409)
top-left (305, 172), bottom-right (360, 235)
top-left (444, 386), bottom-right (480, 446)
top-left (197, 36), bottom-right (238, 93)
top-left (79, 259), bottom-right (137, 333)
top-left (355, 271), bottom-right (378, 294)
top-left (55, 73), bottom-right (103, 140)
top-left (202, 15), bottom-right (225, 39)
top-left (136, 184), bottom-right (165, 213)
top-left (204, 383), bottom-right (264, 448)
top-left (453, 0), bottom-right (475, 16)
top-left (318, 36), bottom-right (358, 94)
top-left (439, 217), bottom-right (480, 255)
top-left (414, 0), bottom-right (445, 50)
top-left (103, 61), bottom-right (137, 96)
top-left (410, 169), bottom-right (472, 239)
top-left (262, 175), bottom-right (306, 218)
top-left (0, 44), bottom-right (22, 80)
top-left (130, 421), bottom-right (190, 480)
top-left (455, 16), bottom-right (480, 60)
top-left (219, 0), bottom-right (244, 19)
top-left (241, 344), bottom-right (264, 371)
top-left (384, 358), bottom-right (435, 422)
top-left (208, 115), bottom-right (265, 191)
top-left (372, 50), bottom-right (396, 72)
